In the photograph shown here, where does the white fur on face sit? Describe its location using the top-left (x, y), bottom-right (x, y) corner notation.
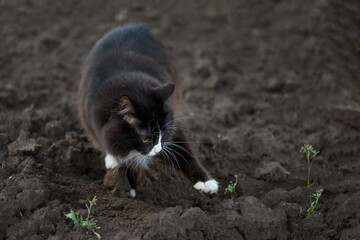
top-left (104, 133), bottom-right (162, 170)
top-left (148, 133), bottom-right (162, 157)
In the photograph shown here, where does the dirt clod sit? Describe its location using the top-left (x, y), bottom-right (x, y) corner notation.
top-left (253, 161), bottom-right (290, 182)
top-left (8, 130), bottom-right (42, 156)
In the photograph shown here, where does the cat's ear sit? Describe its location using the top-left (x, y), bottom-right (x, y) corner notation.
top-left (117, 96), bottom-right (133, 116)
top-left (152, 83), bottom-right (175, 101)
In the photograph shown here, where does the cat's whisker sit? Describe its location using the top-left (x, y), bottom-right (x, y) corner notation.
top-left (161, 152), bottom-right (169, 169)
top-left (163, 146), bottom-right (179, 170)
top-left (165, 142), bottom-right (195, 157)
top-left (164, 149), bottom-right (178, 174)
top-left (165, 146), bottom-right (181, 170)
top-left (165, 143), bottom-right (194, 164)
top-left (165, 129), bottom-right (180, 138)
top-left (117, 152), bottom-right (143, 171)
top-left (166, 127), bottom-right (195, 139)
top-left (164, 116), bottom-right (194, 128)
top-left (130, 158), bottom-right (139, 169)
top-left (142, 155), bottom-right (150, 168)
top-left (171, 144), bottom-right (195, 161)
top-left (169, 141), bottom-right (202, 144)
top-left (163, 148), bottom-right (181, 179)
top-left (161, 149), bottom-right (172, 169)
top-left (167, 125), bottom-right (196, 135)
top-left (163, 144), bottom-right (190, 167)
top-left (132, 156), bottom-right (141, 169)
top-left (134, 154), bottom-right (145, 169)
top-left (166, 125), bottom-right (197, 139)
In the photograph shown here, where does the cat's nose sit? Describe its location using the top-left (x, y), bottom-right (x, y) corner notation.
top-left (153, 144), bottom-right (162, 154)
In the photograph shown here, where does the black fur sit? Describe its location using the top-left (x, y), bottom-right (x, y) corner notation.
top-left (78, 23), bottom-right (213, 193)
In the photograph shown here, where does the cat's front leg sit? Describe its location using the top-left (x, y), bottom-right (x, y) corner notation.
top-left (126, 167), bottom-right (141, 198)
top-left (192, 179), bottom-right (219, 194)
top-left (105, 154), bottom-right (140, 198)
top-left (165, 128), bottom-right (218, 194)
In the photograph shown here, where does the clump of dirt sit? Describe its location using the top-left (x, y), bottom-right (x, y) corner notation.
top-left (1, 0), bottom-right (359, 239)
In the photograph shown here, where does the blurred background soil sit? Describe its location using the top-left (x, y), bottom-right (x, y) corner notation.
top-left (0, 0), bottom-right (359, 239)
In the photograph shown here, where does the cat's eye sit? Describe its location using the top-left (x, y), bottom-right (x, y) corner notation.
top-left (142, 138), bottom-right (151, 143)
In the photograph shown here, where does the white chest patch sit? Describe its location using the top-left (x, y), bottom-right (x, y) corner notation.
top-left (105, 133), bottom-right (163, 170)
top-left (105, 150), bottom-right (150, 169)
top-left (105, 154), bottom-right (119, 169)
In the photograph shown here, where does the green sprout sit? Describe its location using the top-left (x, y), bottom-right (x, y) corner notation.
top-left (224, 175), bottom-right (238, 199)
top-left (299, 189), bottom-right (323, 217)
top-left (300, 144), bottom-right (319, 188)
top-left (65, 196), bottom-right (100, 235)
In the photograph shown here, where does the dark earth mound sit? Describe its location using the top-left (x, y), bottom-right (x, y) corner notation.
top-left (1, 0), bottom-right (359, 239)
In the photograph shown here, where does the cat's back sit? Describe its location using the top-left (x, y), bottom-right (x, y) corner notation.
top-left (83, 23), bottom-right (178, 87)
top-left (78, 24), bottom-right (180, 147)
top-left (88, 24), bottom-right (149, 57)
top-left (87, 24), bottom-right (169, 67)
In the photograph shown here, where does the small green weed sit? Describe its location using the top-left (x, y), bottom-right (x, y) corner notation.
top-left (65, 196), bottom-right (100, 235)
top-left (224, 175), bottom-right (238, 200)
top-left (300, 144), bottom-right (319, 188)
top-left (299, 189), bottom-right (323, 217)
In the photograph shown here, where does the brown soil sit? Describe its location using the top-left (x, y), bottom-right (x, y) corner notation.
top-left (1, 0), bottom-right (360, 239)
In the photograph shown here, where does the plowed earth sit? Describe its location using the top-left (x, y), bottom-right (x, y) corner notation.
top-left (1, 1), bottom-right (359, 239)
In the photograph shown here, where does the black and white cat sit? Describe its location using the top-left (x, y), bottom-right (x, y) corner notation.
top-left (78, 23), bottom-right (218, 198)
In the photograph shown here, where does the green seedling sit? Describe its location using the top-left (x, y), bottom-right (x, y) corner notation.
top-left (224, 175), bottom-right (238, 200)
top-left (300, 144), bottom-right (319, 188)
top-left (306, 189), bottom-right (323, 216)
top-left (65, 196), bottom-right (100, 235)
top-left (299, 189), bottom-right (323, 217)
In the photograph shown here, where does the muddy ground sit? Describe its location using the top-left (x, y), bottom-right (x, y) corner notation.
top-left (1, 0), bottom-right (360, 239)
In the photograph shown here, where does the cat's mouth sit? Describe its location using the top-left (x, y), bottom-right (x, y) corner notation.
top-left (147, 143), bottom-right (162, 157)
top-left (147, 133), bottom-right (162, 157)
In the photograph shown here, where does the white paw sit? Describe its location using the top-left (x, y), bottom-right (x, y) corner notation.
top-left (129, 188), bottom-right (136, 198)
top-left (193, 179), bottom-right (218, 194)
top-left (105, 154), bottom-right (119, 169)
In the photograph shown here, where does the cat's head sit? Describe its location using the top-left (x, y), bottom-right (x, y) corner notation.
top-left (96, 76), bottom-right (175, 160)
